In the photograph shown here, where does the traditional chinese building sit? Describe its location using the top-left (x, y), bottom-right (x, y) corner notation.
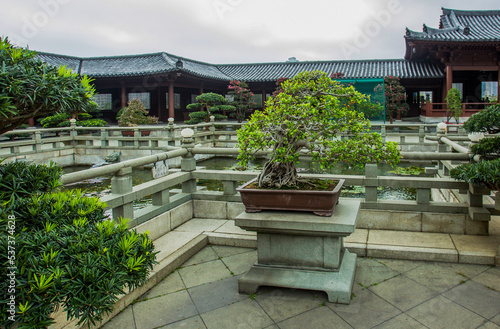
top-left (405, 8), bottom-right (500, 122)
top-left (37, 8), bottom-right (500, 123)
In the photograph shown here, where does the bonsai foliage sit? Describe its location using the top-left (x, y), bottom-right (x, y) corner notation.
top-left (0, 37), bottom-right (97, 134)
top-left (227, 80), bottom-right (254, 123)
top-left (463, 104), bottom-right (500, 134)
top-left (450, 158), bottom-right (500, 190)
top-left (185, 92), bottom-right (234, 124)
top-left (377, 76), bottom-right (409, 123)
top-left (445, 88), bottom-right (463, 123)
top-left (237, 70), bottom-right (400, 188)
top-left (451, 104), bottom-right (500, 188)
top-left (0, 161), bottom-right (157, 328)
top-left (40, 112), bottom-right (107, 128)
top-left (331, 73), bottom-right (383, 120)
top-left (117, 99), bottom-right (158, 127)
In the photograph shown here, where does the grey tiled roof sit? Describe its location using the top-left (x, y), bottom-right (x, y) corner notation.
top-left (405, 8), bottom-right (500, 42)
top-left (218, 59), bottom-right (443, 81)
top-left (36, 53), bottom-right (82, 73)
top-left (36, 53), bottom-right (444, 81)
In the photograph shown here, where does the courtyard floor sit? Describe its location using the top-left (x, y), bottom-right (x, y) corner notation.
top-left (102, 244), bottom-right (500, 329)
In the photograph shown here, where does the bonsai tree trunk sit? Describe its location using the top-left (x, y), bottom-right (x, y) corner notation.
top-left (258, 159), bottom-right (298, 188)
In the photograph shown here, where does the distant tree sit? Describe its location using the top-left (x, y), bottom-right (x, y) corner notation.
top-left (0, 37), bottom-right (97, 134)
top-left (445, 88), bottom-right (463, 124)
top-left (185, 92), bottom-right (234, 124)
top-left (116, 99), bottom-right (158, 127)
top-left (271, 77), bottom-right (288, 97)
top-left (227, 80), bottom-right (254, 123)
top-left (377, 76), bottom-right (409, 123)
top-left (330, 72), bottom-right (345, 79)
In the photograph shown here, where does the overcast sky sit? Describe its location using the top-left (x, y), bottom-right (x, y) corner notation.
top-left (1, 0), bottom-right (499, 64)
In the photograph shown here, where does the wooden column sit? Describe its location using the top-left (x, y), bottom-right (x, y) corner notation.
top-left (446, 64), bottom-right (453, 96)
top-left (121, 84), bottom-right (127, 108)
top-left (168, 82), bottom-right (174, 119)
top-left (262, 89), bottom-right (266, 109)
top-left (497, 65), bottom-right (500, 100)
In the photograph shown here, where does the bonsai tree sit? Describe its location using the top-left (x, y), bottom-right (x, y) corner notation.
top-left (0, 161), bottom-right (157, 328)
top-left (116, 99), bottom-right (158, 127)
top-left (185, 92), bottom-right (234, 124)
top-left (0, 37), bottom-right (97, 134)
top-left (227, 80), bottom-right (254, 123)
top-left (39, 111), bottom-right (107, 128)
top-left (451, 104), bottom-right (500, 189)
top-left (271, 77), bottom-right (288, 98)
top-left (377, 76), bottom-right (409, 123)
top-left (237, 70), bottom-right (401, 189)
top-left (445, 88), bottom-right (463, 123)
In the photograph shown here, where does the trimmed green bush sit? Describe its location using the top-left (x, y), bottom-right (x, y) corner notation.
top-left (0, 162), bottom-right (157, 328)
top-left (463, 104), bottom-right (500, 134)
top-left (185, 93), bottom-right (233, 124)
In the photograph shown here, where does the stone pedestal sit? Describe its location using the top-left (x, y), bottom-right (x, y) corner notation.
top-left (235, 199), bottom-right (360, 304)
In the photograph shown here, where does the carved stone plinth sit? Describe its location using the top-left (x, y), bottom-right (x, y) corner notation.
top-left (235, 199), bottom-right (360, 304)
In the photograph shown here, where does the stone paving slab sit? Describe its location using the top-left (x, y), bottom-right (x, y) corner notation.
top-left (215, 219), bottom-right (256, 235)
top-left (174, 218), bottom-right (227, 233)
top-left (91, 213), bottom-right (500, 329)
top-left (368, 230), bottom-right (455, 249)
top-left (101, 244), bottom-right (500, 329)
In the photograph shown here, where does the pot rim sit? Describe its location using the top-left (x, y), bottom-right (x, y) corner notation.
top-left (236, 177), bottom-right (345, 194)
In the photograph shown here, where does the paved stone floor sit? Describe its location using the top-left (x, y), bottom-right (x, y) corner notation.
top-left (102, 245), bottom-right (500, 329)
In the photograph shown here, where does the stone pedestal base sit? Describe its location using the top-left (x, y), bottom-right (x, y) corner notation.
top-left (235, 199), bottom-right (360, 304)
top-left (239, 249), bottom-right (357, 304)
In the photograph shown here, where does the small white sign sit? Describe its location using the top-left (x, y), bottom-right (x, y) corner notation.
top-left (152, 161), bottom-right (169, 179)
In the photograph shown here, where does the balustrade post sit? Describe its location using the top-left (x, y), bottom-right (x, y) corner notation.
top-left (167, 118), bottom-right (176, 146)
top-left (34, 130), bottom-right (42, 152)
top-left (418, 126), bottom-right (425, 143)
top-left (437, 122), bottom-right (447, 174)
top-left (209, 116), bottom-right (216, 146)
top-left (223, 181), bottom-right (237, 195)
top-left (134, 128), bottom-right (140, 148)
top-left (111, 167), bottom-right (134, 221)
top-left (70, 119), bottom-right (77, 147)
top-left (417, 188), bottom-right (430, 204)
top-left (180, 128), bottom-right (197, 194)
top-left (152, 189), bottom-right (170, 206)
top-left (100, 128), bottom-right (109, 148)
top-left (364, 163), bottom-right (378, 202)
top-left (380, 126), bottom-right (386, 143)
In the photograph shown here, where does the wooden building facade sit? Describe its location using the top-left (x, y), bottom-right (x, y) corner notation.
top-left (37, 8), bottom-right (500, 123)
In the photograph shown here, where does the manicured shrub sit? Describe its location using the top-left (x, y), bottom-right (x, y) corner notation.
top-left (0, 162), bottom-right (157, 328)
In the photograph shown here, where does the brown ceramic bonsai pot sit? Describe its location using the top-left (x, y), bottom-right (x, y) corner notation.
top-left (237, 178), bottom-right (345, 216)
top-left (121, 130), bottom-right (150, 137)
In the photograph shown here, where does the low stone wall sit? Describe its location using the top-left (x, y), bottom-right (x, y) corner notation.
top-left (191, 199), bottom-right (487, 235)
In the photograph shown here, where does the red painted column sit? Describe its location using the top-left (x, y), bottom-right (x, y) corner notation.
top-left (168, 82), bottom-right (175, 119)
top-left (262, 90), bottom-right (266, 110)
top-left (446, 64), bottom-right (453, 96)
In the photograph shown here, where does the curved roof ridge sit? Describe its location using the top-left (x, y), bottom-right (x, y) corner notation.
top-left (442, 8), bottom-right (500, 16)
top-left (36, 51), bottom-right (82, 60)
top-left (218, 58), bottom-right (412, 67)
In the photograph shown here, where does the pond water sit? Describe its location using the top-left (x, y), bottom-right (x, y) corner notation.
top-left (62, 157), bottom-right (433, 206)
top-left (196, 157), bottom-right (430, 200)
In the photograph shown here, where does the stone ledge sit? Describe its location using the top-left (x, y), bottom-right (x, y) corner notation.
top-left (366, 244), bottom-right (458, 263)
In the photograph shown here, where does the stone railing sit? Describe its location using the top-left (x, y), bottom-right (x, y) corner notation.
top-left (53, 128), bottom-right (495, 235)
top-left (0, 120), bottom-right (452, 162)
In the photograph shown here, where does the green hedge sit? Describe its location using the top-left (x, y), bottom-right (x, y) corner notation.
top-left (0, 162), bottom-right (157, 328)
